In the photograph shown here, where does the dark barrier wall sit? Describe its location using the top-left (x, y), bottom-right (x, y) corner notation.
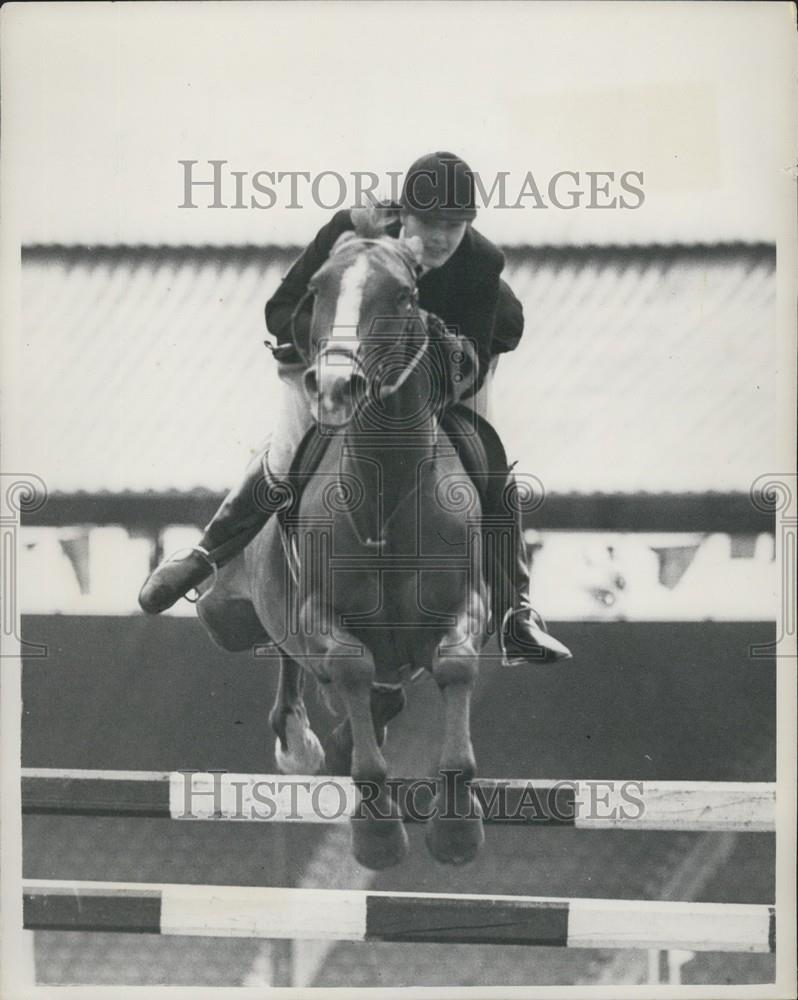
top-left (22, 617), bottom-right (775, 781)
top-left (22, 490), bottom-right (776, 534)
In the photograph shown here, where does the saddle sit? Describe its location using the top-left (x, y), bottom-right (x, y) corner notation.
top-left (440, 403), bottom-right (510, 516)
top-left (277, 403), bottom-right (509, 528)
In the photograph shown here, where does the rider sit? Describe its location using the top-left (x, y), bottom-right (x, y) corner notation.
top-left (138, 151), bottom-right (571, 664)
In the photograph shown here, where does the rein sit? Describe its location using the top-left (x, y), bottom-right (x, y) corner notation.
top-left (372, 322), bottom-right (429, 400)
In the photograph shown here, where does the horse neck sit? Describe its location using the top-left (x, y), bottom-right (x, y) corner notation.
top-left (342, 362), bottom-right (439, 540)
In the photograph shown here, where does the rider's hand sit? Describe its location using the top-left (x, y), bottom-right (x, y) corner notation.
top-left (424, 312), bottom-right (479, 405)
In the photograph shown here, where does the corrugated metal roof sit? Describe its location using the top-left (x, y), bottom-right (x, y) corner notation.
top-left (19, 243), bottom-right (776, 495)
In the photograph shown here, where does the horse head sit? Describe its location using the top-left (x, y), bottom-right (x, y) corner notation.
top-left (297, 228), bottom-right (440, 430)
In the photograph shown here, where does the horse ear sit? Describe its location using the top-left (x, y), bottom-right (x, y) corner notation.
top-left (403, 235), bottom-right (424, 264)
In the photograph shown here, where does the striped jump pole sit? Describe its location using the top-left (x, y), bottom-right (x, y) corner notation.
top-left (22, 880), bottom-right (776, 953)
top-left (21, 768), bottom-right (776, 832)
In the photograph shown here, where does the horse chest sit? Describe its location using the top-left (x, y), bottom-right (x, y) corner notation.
top-left (294, 450), bottom-right (477, 627)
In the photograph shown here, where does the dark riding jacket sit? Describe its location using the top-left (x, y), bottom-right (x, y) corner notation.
top-left (264, 206), bottom-right (524, 391)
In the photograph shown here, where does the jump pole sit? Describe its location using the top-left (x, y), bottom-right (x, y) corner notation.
top-left (22, 880), bottom-right (776, 953)
top-left (20, 769), bottom-right (776, 832)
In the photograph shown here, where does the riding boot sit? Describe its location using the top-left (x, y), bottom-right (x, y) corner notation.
top-left (138, 451), bottom-right (284, 615)
top-left (487, 471), bottom-right (573, 666)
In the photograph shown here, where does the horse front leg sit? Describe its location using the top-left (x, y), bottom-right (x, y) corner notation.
top-left (328, 653), bottom-right (408, 870)
top-left (323, 684), bottom-right (407, 776)
top-left (269, 655), bottom-right (324, 774)
top-left (426, 601), bottom-right (485, 865)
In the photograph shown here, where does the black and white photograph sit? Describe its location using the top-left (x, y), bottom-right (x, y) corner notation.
top-left (1, 2), bottom-right (796, 996)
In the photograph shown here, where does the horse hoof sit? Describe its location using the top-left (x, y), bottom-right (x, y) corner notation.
top-left (425, 793), bottom-right (484, 866)
top-left (350, 815), bottom-right (409, 870)
top-left (274, 713), bottom-right (325, 775)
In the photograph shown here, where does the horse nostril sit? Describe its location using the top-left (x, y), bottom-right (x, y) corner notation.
top-left (304, 369), bottom-right (318, 396)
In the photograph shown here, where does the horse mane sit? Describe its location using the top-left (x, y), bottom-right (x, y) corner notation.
top-left (331, 202), bottom-right (423, 271)
top-left (349, 200), bottom-right (398, 239)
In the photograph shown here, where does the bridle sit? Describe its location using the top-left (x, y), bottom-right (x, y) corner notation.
top-left (289, 237), bottom-right (430, 402)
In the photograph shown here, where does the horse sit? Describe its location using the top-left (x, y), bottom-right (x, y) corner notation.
top-left (198, 226), bottom-right (490, 869)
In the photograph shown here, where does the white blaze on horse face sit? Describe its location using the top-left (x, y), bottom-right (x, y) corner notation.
top-left (331, 254), bottom-right (370, 336)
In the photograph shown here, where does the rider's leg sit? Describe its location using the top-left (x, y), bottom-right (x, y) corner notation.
top-left (138, 363), bottom-right (311, 614)
top-left (489, 470), bottom-right (572, 664)
top-left (457, 372), bottom-right (571, 665)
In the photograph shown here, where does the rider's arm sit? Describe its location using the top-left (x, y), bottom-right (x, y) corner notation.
top-left (457, 275), bottom-right (524, 399)
top-left (265, 210), bottom-right (355, 351)
top-left (457, 269), bottom-right (501, 398)
top-left (491, 279), bottom-right (525, 356)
